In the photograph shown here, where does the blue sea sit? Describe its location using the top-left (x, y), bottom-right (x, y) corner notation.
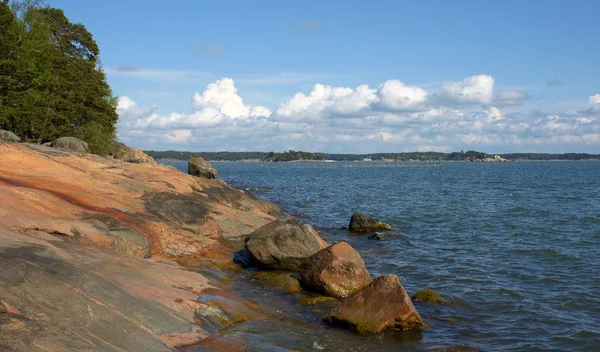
top-left (164, 161), bottom-right (600, 352)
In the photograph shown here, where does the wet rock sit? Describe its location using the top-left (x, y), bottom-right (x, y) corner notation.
top-left (299, 296), bottom-right (338, 306)
top-left (412, 289), bottom-right (445, 304)
top-left (188, 157), bottom-right (218, 179)
top-left (50, 137), bottom-right (89, 153)
top-left (323, 274), bottom-right (424, 334)
top-left (348, 212), bottom-right (393, 233)
top-left (0, 130), bottom-right (20, 143)
top-left (368, 233), bottom-right (384, 240)
top-left (244, 219), bottom-right (327, 271)
top-left (300, 241), bottom-right (372, 298)
top-left (253, 271), bottom-right (301, 292)
top-left (112, 142), bottom-right (156, 164)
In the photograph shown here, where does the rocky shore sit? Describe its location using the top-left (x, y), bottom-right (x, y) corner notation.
top-left (0, 139), bottom-right (433, 351)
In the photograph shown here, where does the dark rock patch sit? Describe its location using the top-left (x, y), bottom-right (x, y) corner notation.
top-left (348, 212), bottom-right (393, 233)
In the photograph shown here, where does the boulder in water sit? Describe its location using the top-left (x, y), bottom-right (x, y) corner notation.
top-left (244, 219), bottom-right (327, 271)
top-left (50, 137), bottom-right (89, 153)
top-left (323, 274), bottom-right (424, 334)
top-left (412, 289), bottom-right (445, 304)
top-left (0, 130), bottom-right (20, 143)
top-left (300, 241), bottom-right (371, 298)
top-left (348, 212), bottom-right (393, 233)
top-left (188, 157), bottom-right (218, 179)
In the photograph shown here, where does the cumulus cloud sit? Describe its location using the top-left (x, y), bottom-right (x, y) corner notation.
top-left (377, 80), bottom-right (427, 110)
top-left (117, 78), bottom-right (270, 134)
top-left (116, 76), bottom-right (600, 153)
top-left (274, 83), bottom-right (377, 120)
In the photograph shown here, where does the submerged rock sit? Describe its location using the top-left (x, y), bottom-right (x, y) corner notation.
top-left (412, 289), bottom-right (445, 304)
top-left (323, 274), bottom-right (424, 334)
top-left (253, 271), bottom-right (301, 292)
top-left (0, 130), bottom-right (20, 143)
top-left (50, 136), bottom-right (89, 153)
top-left (299, 296), bottom-right (338, 306)
top-left (367, 233), bottom-right (384, 240)
top-left (244, 219), bottom-right (327, 271)
top-left (300, 241), bottom-right (371, 298)
top-left (348, 212), bottom-right (393, 233)
top-left (188, 157), bottom-right (218, 179)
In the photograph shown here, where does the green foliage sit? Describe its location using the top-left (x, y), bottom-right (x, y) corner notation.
top-left (0, 0), bottom-right (118, 155)
top-left (265, 150), bottom-right (326, 162)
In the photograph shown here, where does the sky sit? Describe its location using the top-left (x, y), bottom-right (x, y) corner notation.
top-left (50, 0), bottom-right (600, 153)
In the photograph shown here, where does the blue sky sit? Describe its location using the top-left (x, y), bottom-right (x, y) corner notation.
top-left (50, 0), bottom-right (600, 153)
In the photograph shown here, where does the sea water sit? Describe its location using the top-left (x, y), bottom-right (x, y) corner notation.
top-left (164, 160), bottom-right (600, 351)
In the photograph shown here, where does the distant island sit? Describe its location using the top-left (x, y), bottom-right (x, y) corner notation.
top-left (144, 150), bottom-right (600, 162)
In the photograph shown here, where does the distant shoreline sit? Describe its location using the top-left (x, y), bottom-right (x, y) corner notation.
top-left (148, 150), bottom-right (600, 163)
top-left (157, 158), bottom-right (600, 163)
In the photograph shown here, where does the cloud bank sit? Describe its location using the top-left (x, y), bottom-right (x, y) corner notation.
top-left (117, 75), bottom-right (600, 153)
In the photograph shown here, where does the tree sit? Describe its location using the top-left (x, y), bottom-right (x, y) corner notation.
top-left (0, 1), bottom-right (20, 129)
top-left (1, 1), bottom-right (118, 155)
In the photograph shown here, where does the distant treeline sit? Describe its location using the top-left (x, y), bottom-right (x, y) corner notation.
top-left (145, 150), bottom-right (600, 162)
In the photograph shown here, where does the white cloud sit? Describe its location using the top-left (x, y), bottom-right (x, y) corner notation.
top-left (377, 80), bottom-right (427, 110)
top-left (436, 74), bottom-right (495, 105)
top-left (116, 76), bottom-right (600, 153)
top-left (274, 83), bottom-right (376, 120)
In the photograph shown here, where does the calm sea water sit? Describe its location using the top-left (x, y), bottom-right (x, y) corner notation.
top-left (164, 161), bottom-right (600, 352)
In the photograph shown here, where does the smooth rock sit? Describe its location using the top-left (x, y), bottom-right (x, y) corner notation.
top-left (412, 289), bottom-right (445, 304)
top-left (188, 157), bottom-right (218, 179)
top-left (348, 212), bottom-right (393, 233)
top-left (323, 274), bottom-right (424, 334)
top-left (0, 130), bottom-right (20, 143)
top-left (50, 136), bottom-right (89, 153)
top-left (244, 219), bottom-right (327, 271)
top-left (300, 241), bottom-right (372, 298)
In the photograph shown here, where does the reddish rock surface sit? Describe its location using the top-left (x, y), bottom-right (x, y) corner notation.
top-left (323, 274), bottom-right (424, 334)
top-left (244, 219), bottom-right (328, 271)
top-left (300, 241), bottom-right (372, 298)
top-left (0, 141), bottom-right (283, 351)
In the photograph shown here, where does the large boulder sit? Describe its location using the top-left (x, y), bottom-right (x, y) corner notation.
top-left (50, 137), bottom-right (89, 153)
top-left (323, 274), bottom-right (424, 334)
top-left (0, 130), bottom-right (20, 143)
top-left (300, 241), bottom-right (371, 298)
top-left (348, 212), bottom-right (393, 233)
top-left (188, 157), bottom-right (218, 179)
top-left (112, 143), bottom-right (156, 164)
top-left (244, 219), bottom-right (327, 271)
